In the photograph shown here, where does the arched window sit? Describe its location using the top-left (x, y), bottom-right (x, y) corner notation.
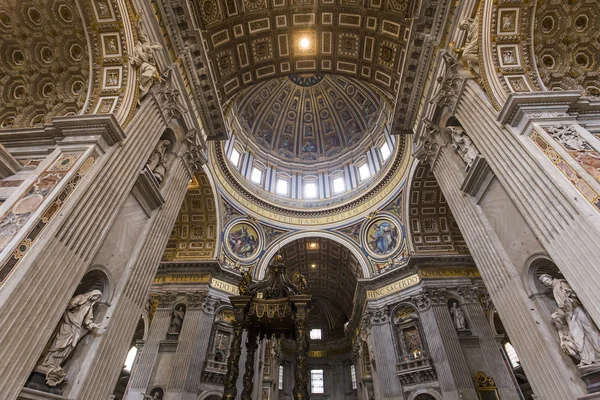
top-left (123, 346), bottom-right (137, 372)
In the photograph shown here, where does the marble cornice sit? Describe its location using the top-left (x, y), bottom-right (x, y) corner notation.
top-left (156, 260), bottom-right (240, 284)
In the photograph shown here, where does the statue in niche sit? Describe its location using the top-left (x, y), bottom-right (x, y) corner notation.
top-left (539, 274), bottom-right (600, 367)
top-left (168, 304), bottom-right (185, 335)
top-left (130, 22), bottom-right (163, 100)
top-left (34, 290), bottom-right (102, 386)
top-left (447, 126), bottom-right (479, 170)
top-left (450, 302), bottom-right (467, 331)
top-left (456, 16), bottom-right (480, 74)
top-left (146, 139), bottom-right (171, 184)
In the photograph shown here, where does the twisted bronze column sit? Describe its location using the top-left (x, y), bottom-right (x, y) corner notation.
top-left (241, 328), bottom-right (258, 400)
top-left (222, 308), bottom-right (245, 400)
top-left (293, 300), bottom-right (310, 400)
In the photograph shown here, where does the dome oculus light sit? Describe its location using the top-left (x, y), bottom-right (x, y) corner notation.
top-left (299, 37), bottom-right (310, 49)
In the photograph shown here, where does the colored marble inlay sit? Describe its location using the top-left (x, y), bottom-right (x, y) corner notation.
top-left (531, 131), bottom-right (600, 212)
top-left (0, 152), bottom-right (97, 284)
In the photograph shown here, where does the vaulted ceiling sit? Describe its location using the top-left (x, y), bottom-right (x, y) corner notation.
top-left (189, 0), bottom-right (416, 106)
top-left (280, 237), bottom-right (362, 317)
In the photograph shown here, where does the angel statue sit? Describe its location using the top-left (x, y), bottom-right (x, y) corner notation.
top-left (540, 274), bottom-right (600, 367)
top-left (238, 270), bottom-right (253, 295)
top-left (292, 272), bottom-right (308, 294)
top-left (130, 21), bottom-right (163, 99)
top-left (456, 17), bottom-right (480, 74)
top-left (34, 290), bottom-right (102, 386)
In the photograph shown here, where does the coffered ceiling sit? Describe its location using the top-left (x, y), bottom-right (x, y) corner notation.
top-left (188, 0), bottom-right (416, 106)
top-left (280, 237), bottom-right (362, 316)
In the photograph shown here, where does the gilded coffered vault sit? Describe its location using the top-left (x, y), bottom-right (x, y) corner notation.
top-left (163, 171), bottom-right (218, 260)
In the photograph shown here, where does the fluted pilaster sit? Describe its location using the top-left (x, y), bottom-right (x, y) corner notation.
top-left (429, 128), bottom-right (586, 399)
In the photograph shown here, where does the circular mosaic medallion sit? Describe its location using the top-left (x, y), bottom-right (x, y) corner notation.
top-left (225, 222), bottom-right (261, 261)
top-left (363, 217), bottom-right (403, 258)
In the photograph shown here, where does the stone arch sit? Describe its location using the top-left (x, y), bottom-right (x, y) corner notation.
top-left (407, 389), bottom-right (442, 400)
top-left (198, 392), bottom-right (222, 400)
top-left (256, 230), bottom-right (371, 279)
top-left (406, 163), bottom-right (468, 255)
top-left (75, 266), bottom-right (111, 305)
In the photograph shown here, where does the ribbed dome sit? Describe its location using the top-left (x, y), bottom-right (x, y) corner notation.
top-left (231, 74), bottom-right (387, 162)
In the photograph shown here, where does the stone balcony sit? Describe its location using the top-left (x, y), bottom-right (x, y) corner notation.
top-left (396, 356), bottom-right (437, 385)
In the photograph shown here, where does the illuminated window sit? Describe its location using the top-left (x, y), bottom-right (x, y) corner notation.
top-left (311, 369), bottom-right (324, 394)
top-left (350, 365), bottom-right (357, 390)
top-left (304, 182), bottom-right (317, 198)
top-left (279, 365), bottom-right (284, 390)
top-left (310, 329), bottom-right (322, 340)
top-left (358, 163), bottom-right (371, 181)
top-left (332, 177), bottom-right (346, 194)
top-left (504, 342), bottom-right (520, 368)
top-left (229, 148), bottom-right (241, 167)
top-left (250, 167), bottom-right (262, 184)
top-left (380, 142), bottom-right (391, 161)
top-left (123, 346), bottom-right (138, 372)
top-left (276, 179), bottom-right (289, 195)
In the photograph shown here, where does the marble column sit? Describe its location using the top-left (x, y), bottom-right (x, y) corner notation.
top-left (127, 293), bottom-right (177, 398)
top-left (364, 307), bottom-right (403, 400)
top-left (459, 286), bottom-right (520, 400)
top-left (164, 293), bottom-right (218, 400)
top-left (292, 296), bottom-right (310, 400)
top-left (414, 117), bottom-right (587, 399)
top-left (413, 289), bottom-right (477, 400)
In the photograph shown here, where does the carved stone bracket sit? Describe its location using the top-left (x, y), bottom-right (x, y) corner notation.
top-left (154, 67), bottom-right (188, 124)
top-left (181, 130), bottom-right (207, 177)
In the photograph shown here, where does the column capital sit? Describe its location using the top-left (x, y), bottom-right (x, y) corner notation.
top-left (413, 119), bottom-right (449, 168)
top-left (457, 285), bottom-right (485, 304)
top-left (412, 288), bottom-right (449, 311)
top-left (364, 306), bottom-right (389, 326)
top-left (154, 292), bottom-right (178, 308)
top-left (202, 295), bottom-right (220, 314)
top-left (186, 291), bottom-right (206, 309)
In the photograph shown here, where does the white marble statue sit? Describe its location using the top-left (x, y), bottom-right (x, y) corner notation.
top-left (448, 126), bottom-right (479, 170)
top-left (35, 290), bottom-right (102, 386)
top-left (450, 302), bottom-right (466, 330)
top-left (130, 23), bottom-right (163, 99)
top-left (540, 274), bottom-right (600, 367)
top-left (147, 139), bottom-right (171, 184)
top-left (457, 17), bottom-right (479, 73)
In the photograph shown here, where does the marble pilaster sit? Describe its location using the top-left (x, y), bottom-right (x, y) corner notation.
top-left (459, 287), bottom-right (520, 400)
top-left (127, 294), bottom-right (177, 399)
top-left (413, 289), bottom-right (477, 400)
top-left (415, 117), bottom-right (587, 399)
top-left (364, 307), bottom-right (403, 400)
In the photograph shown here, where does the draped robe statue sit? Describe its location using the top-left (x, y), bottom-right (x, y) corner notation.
top-left (457, 17), bottom-right (480, 74)
top-left (35, 290), bottom-right (102, 386)
top-left (540, 274), bottom-right (600, 366)
top-left (130, 24), bottom-right (162, 99)
top-left (146, 139), bottom-right (171, 184)
top-left (450, 302), bottom-right (466, 330)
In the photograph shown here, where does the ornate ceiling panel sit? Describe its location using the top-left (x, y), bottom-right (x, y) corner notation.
top-left (408, 165), bottom-right (468, 254)
top-left (163, 171), bottom-right (218, 260)
top-left (534, 0), bottom-right (600, 97)
top-left (0, 0), bottom-right (89, 128)
top-left (281, 237), bottom-right (362, 316)
top-left (188, 0), bottom-right (415, 105)
top-left (232, 74), bottom-right (386, 162)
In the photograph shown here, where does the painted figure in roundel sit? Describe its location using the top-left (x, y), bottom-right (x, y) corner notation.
top-left (228, 224), bottom-right (259, 258)
top-left (368, 220), bottom-right (398, 255)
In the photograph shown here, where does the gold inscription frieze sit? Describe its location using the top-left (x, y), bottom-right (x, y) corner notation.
top-left (366, 274), bottom-right (421, 300)
top-left (419, 268), bottom-right (480, 278)
top-left (152, 274), bottom-right (240, 295)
